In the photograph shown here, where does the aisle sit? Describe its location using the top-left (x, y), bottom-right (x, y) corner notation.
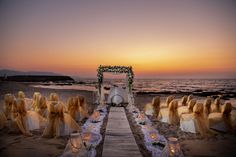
top-left (102, 107), bottom-right (142, 157)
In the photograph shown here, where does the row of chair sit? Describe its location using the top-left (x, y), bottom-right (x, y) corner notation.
top-left (144, 95), bottom-right (236, 136)
top-left (0, 91), bottom-right (90, 137)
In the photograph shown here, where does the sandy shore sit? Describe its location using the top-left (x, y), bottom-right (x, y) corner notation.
top-left (0, 128), bottom-right (67, 157)
top-left (1, 81), bottom-right (236, 157)
top-left (0, 81), bottom-right (98, 157)
top-left (134, 94), bottom-right (236, 157)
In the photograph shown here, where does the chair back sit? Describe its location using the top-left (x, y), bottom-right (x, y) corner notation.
top-left (181, 95), bottom-right (188, 106)
top-left (188, 99), bottom-right (197, 112)
top-left (169, 100), bottom-right (179, 125)
top-left (166, 95), bottom-right (174, 108)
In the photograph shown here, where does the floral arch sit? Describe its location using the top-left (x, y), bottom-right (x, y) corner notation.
top-left (97, 65), bottom-right (134, 94)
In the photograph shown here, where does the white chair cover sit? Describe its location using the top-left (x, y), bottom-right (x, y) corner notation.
top-left (180, 119), bottom-right (197, 133)
top-left (160, 116), bottom-right (169, 123)
top-left (145, 104), bottom-right (154, 116)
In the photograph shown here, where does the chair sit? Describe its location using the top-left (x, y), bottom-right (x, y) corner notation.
top-left (231, 110), bottom-right (236, 129)
top-left (211, 97), bottom-right (221, 113)
top-left (208, 102), bottom-right (233, 132)
top-left (180, 103), bottom-right (212, 136)
top-left (0, 109), bottom-right (7, 129)
top-left (42, 100), bottom-right (80, 138)
top-left (37, 96), bottom-right (48, 118)
top-left (160, 100), bottom-right (179, 125)
top-left (203, 96), bottom-right (212, 119)
top-left (49, 93), bottom-right (59, 101)
top-left (78, 95), bottom-right (89, 121)
top-left (180, 95), bottom-right (188, 106)
top-left (144, 96), bottom-right (161, 119)
top-left (32, 92), bottom-right (41, 111)
top-left (67, 96), bottom-right (80, 122)
top-left (186, 94), bottom-right (193, 104)
top-left (18, 91), bottom-right (26, 99)
top-left (161, 95), bottom-right (174, 108)
top-left (4, 93), bottom-right (15, 119)
top-left (178, 99), bottom-right (197, 116)
top-left (18, 91), bottom-right (33, 110)
top-left (11, 99), bottom-right (32, 136)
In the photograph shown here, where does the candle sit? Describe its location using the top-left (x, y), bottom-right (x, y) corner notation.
top-left (140, 112), bottom-right (145, 118)
top-left (94, 111), bottom-right (100, 117)
top-left (150, 132), bottom-right (158, 141)
top-left (170, 147), bottom-right (175, 156)
top-left (83, 132), bottom-right (92, 142)
top-left (70, 133), bottom-right (82, 153)
top-left (168, 137), bottom-right (180, 157)
top-left (94, 111), bottom-right (100, 119)
top-left (92, 111), bottom-right (100, 121)
top-left (89, 125), bottom-right (95, 131)
top-left (138, 112), bottom-right (145, 122)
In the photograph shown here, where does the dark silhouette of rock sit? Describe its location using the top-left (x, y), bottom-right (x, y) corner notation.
top-left (0, 75), bottom-right (75, 82)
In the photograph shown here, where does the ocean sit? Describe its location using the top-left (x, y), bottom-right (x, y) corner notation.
top-left (31, 78), bottom-right (236, 100)
top-left (71, 78), bottom-right (236, 99)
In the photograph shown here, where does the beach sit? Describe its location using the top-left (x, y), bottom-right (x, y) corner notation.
top-left (2, 0), bottom-right (236, 156)
top-left (0, 81), bottom-right (97, 157)
top-left (0, 81), bottom-right (236, 157)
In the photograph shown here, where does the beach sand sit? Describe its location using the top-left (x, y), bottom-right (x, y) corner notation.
top-left (0, 129), bottom-right (67, 157)
top-left (0, 82), bottom-right (97, 157)
top-left (134, 94), bottom-right (236, 157)
top-left (0, 81), bottom-right (236, 157)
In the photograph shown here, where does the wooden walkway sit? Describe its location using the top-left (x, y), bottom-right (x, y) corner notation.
top-left (102, 107), bottom-right (142, 157)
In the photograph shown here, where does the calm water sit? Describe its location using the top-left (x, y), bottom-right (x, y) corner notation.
top-left (74, 78), bottom-right (236, 97)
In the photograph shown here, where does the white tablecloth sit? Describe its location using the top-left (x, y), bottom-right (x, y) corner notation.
top-left (129, 105), bottom-right (184, 157)
top-left (61, 105), bottom-right (108, 157)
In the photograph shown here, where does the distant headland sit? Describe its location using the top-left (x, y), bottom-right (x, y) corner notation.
top-left (0, 69), bottom-right (74, 82)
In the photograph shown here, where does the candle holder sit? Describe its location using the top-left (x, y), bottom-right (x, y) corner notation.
top-left (91, 111), bottom-right (100, 123)
top-left (137, 112), bottom-right (146, 124)
top-left (69, 132), bottom-right (93, 156)
top-left (69, 133), bottom-right (83, 153)
top-left (88, 124), bottom-right (95, 132)
top-left (150, 131), bottom-right (158, 142)
top-left (168, 137), bottom-right (181, 157)
top-left (83, 132), bottom-right (92, 142)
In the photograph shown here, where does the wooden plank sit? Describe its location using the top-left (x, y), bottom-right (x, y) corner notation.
top-left (102, 107), bottom-right (142, 157)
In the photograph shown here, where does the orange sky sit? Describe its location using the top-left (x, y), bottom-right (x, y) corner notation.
top-left (0, 0), bottom-right (236, 78)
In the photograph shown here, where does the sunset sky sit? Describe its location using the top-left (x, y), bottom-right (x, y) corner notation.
top-left (0, 0), bottom-right (236, 78)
